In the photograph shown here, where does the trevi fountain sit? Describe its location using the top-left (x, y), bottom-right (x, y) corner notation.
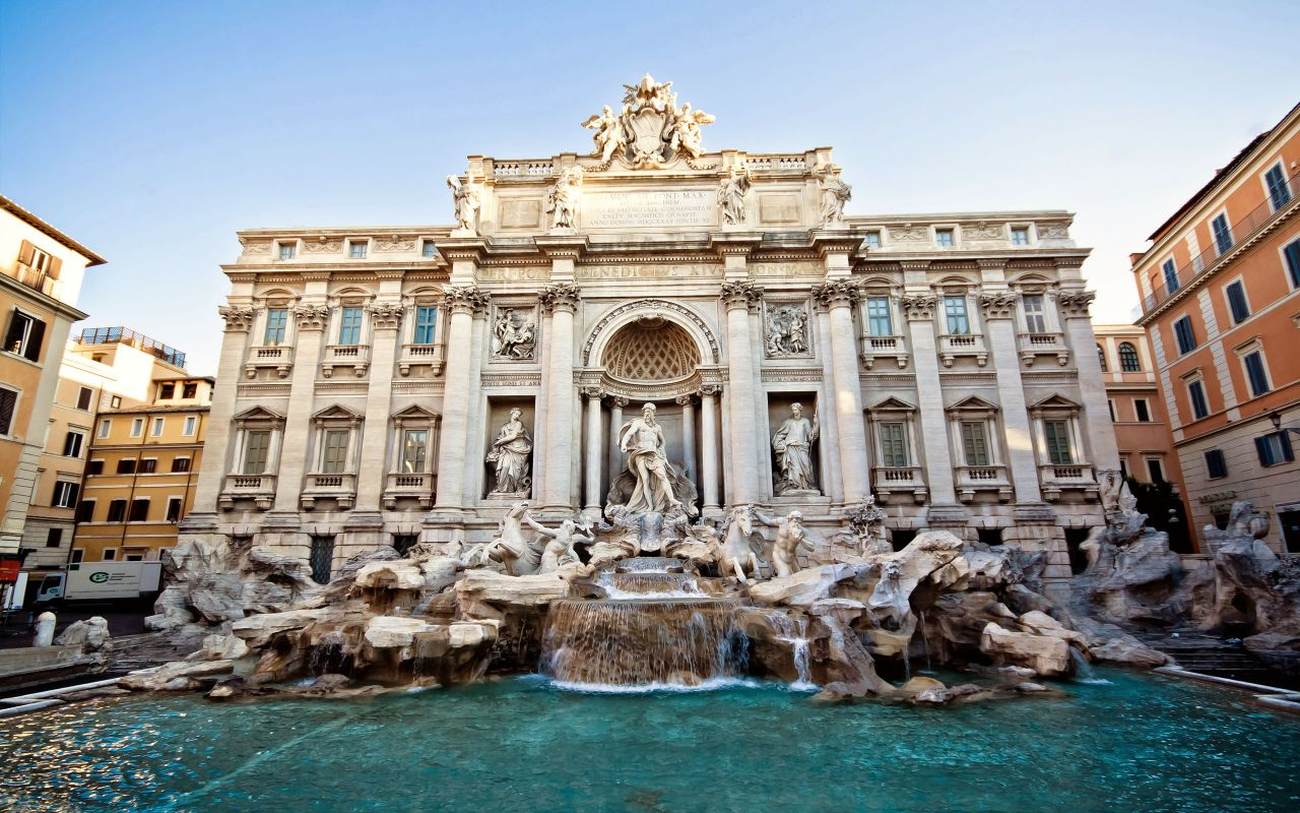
top-left (3, 76), bottom-right (1298, 813)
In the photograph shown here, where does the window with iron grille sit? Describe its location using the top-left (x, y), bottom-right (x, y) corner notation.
top-left (310, 535), bottom-right (335, 584)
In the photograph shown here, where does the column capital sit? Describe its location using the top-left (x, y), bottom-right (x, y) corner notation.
top-left (610, 396), bottom-right (630, 408)
top-left (293, 304), bottom-right (331, 331)
top-left (811, 279), bottom-right (860, 308)
top-left (443, 285), bottom-right (490, 315)
top-left (675, 394), bottom-right (695, 406)
top-left (1056, 289), bottom-right (1096, 318)
top-left (580, 385), bottom-right (605, 399)
top-left (899, 293), bottom-right (937, 321)
top-left (978, 291), bottom-right (1019, 320)
top-left (539, 282), bottom-right (581, 313)
top-left (720, 279), bottom-right (763, 310)
top-left (217, 305), bottom-right (255, 333)
top-left (696, 384), bottom-right (722, 398)
top-left (369, 302), bottom-right (405, 330)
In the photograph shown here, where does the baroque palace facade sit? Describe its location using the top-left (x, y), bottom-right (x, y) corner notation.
top-left (185, 77), bottom-right (1119, 586)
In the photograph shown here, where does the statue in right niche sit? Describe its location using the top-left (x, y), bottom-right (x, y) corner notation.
top-left (486, 408), bottom-right (533, 496)
top-left (772, 402), bottom-right (819, 495)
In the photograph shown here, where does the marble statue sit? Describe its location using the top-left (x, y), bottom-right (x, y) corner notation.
top-left (617, 403), bottom-right (682, 515)
top-left (1098, 469), bottom-right (1124, 515)
top-left (524, 513), bottom-right (593, 574)
top-left (481, 502), bottom-right (541, 575)
top-left (486, 409), bottom-right (532, 496)
top-left (764, 304), bottom-right (809, 357)
top-left (772, 403), bottom-right (819, 494)
top-left (492, 309), bottom-right (536, 360)
top-left (717, 506), bottom-right (764, 583)
top-left (446, 175), bottom-right (479, 233)
top-left (581, 105), bottom-right (627, 164)
top-left (818, 168), bottom-right (852, 225)
top-left (719, 165), bottom-right (750, 225)
top-left (547, 166), bottom-right (583, 230)
top-left (845, 496), bottom-right (890, 556)
top-left (667, 102), bottom-right (716, 160)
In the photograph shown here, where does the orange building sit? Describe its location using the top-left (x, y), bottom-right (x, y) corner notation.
top-left (1132, 101), bottom-right (1300, 553)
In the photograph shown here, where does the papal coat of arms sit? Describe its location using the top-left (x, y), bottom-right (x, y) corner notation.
top-left (581, 74), bottom-right (716, 168)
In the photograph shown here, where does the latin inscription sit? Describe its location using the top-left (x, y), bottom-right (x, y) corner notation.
top-left (576, 263), bottom-right (721, 280)
top-left (583, 189), bottom-right (716, 229)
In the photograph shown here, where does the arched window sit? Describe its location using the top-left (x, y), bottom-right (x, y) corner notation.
top-left (1097, 344), bottom-right (1107, 371)
top-left (1119, 342), bottom-right (1141, 372)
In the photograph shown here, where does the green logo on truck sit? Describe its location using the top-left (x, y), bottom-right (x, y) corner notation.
top-left (88, 571), bottom-right (111, 584)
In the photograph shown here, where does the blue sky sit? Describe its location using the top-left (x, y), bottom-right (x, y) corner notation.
top-left (2, 0), bottom-right (1297, 374)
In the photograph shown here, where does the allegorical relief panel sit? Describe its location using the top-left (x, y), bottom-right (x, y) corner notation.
top-left (491, 307), bottom-right (537, 361)
top-left (764, 301), bottom-right (813, 359)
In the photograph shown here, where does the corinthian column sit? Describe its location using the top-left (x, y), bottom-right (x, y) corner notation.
top-left (432, 285), bottom-right (488, 512)
top-left (721, 280), bottom-right (762, 504)
top-left (583, 387), bottom-right (604, 516)
top-left (608, 397), bottom-right (627, 484)
top-left (699, 385), bottom-right (721, 514)
top-left (539, 282), bottom-right (581, 510)
top-left (677, 394), bottom-right (697, 481)
top-left (813, 279), bottom-right (870, 501)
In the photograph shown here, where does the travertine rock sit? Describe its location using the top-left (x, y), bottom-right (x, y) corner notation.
top-left (120, 659), bottom-right (235, 691)
top-left (979, 622), bottom-right (1071, 677)
top-left (54, 616), bottom-right (111, 652)
top-left (456, 571), bottom-right (574, 608)
top-left (750, 564), bottom-right (865, 607)
top-left (187, 633), bottom-right (249, 661)
top-left (230, 608), bottom-right (333, 649)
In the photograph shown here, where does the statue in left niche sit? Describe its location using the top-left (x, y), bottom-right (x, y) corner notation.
top-left (491, 309), bottom-right (536, 360)
top-left (772, 402), bottom-right (820, 494)
top-left (486, 408), bottom-right (533, 496)
top-left (446, 175), bottom-right (480, 234)
top-left (547, 166), bottom-right (584, 231)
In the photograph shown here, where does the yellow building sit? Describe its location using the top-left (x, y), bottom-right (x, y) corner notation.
top-left (66, 330), bottom-right (211, 563)
top-left (1, 197), bottom-right (103, 573)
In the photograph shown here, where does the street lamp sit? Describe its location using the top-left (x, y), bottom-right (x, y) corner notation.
top-left (1269, 410), bottom-right (1300, 438)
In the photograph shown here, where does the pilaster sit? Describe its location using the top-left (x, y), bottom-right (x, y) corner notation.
top-left (812, 278), bottom-right (870, 502)
top-left (900, 275), bottom-right (959, 507)
top-left (979, 282), bottom-right (1042, 504)
top-left (539, 281), bottom-right (581, 510)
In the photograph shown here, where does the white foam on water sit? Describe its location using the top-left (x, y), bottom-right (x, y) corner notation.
top-left (534, 675), bottom-right (764, 694)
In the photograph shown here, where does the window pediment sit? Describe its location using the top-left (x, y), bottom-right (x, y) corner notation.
top-left (946, 395), bottom-right (999, 415)
top-left (1028, 393), bottom-right (1081, 416)
top-left (868, 396), bottom-right (917, 415)
top-left (232, 405), bottom-right (285, 427)
top-left (312, 404), bottom-right (364, 424)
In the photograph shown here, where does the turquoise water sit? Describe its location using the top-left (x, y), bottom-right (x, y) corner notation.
top-left (1, 670), bottom-right (1297, 812)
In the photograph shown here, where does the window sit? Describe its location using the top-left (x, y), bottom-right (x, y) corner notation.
top-left (110, 395), bottom-right (121, 408)
top-left (130, 418), bottom-right (145, 437)
top-left (1118, 342), bottom-right (1141, 371)
top-left (348, 240), bottom-right (368, 259)
top-left (1285, 238), bottom-right (1300, 289)
top-left (1187, 379), bottom-right (1209, 420)
top-left (1107, 399), bottom-right (1116, 421)
top-left (878, 422), bottom-right (908, 467)
top-left (75, 500), bottom-right (95, 522)
top-left (960, 421), bottom-right (990, 466)
top-left (1173, 316), bottom-right (1197, 355)
top-left (278, 241), bottom-right (297, 261)
top-left (1097, 345), bottom-right (1107, 371)
top-left (243, 430), bottom-right (271, 474)
top-left (400, 429), bottom-right (428, 473)
top-left (338, 307), bottom-right (363, 345)
top-left (413, 306), bottom-right (438, 345)
top-left (1161, 258), bottom-right (1179, 293)
top-left (4, 309), bottom-right (46, 362)
top-left (171, 456), bottom-right (191, 473)
top-left (864, 231), bottom-right (882, 249)
top-left (866, 297), bottom-right (893, 337)
top-left (310, 535), bottom-right (335, 584)
top-left (183, 416), bottom-right (197, 436)
top-left (1134, 399), bottom-right (1151, 422)
top-left (1043, 420), bottom-right (1073, 465)
top-left (943, 296), bottom-right (970, 334)
top-left (0, 385), bottom-right (14, 436)
top-left (1205, 449), bottom-right (1228, 479)
top-left (321, 429), bottom-right (350, 473)
top-left (935, 228), bottom-right (955, 247)
top-left (1021, 294), bottom-right (1047, 334)
top-left (124, 552), bottom-right (145, 562)
top-left (77, 387), bottom-right (93, 410)
top-left (1242, 350), bottom-right (1270, 397)
top-left (139, 458), bottom-right (157, 474)
top-left (421, 240), bottom-right (437, 259)
top-left (182, 382), bottom-right (197, 399)
top-left (1225, 280), bottom-right (1250, 324)
top-left (97, 418), bottom-right (111, 438)
top-left (106, 499), bottom-right (127, 522)
top-left (1255, 431), bottom-right (1295, 467)
top-left (62, 430), bottom-right (85, 458)
top-left (86, 460), bottom-right (104, 475)
top-left (1010, 226), bottom-right (1030, 246)
top-left (116, 458), bottom-right (137, 474)
top-left (392, 534), bottom-right (419, 556)
top-left (1145, 457), bottom-right (1165, 483)
top-left (1211, 213), bottom-right (1233, 255)
top-left (129, 498), bottom-right (149, 522)
top-left (151, 417), bottom-right (165, 437)
top-left (102, 549), bottom-right (117, 561)
top-left (51, 481), bottom-right (80, 508)
top-left (159, 382), bottom-right (175, 400)
top-left (45, 528), bottom-right (63, 548)
top-left (1265, 163), bottom-right (1292, 211)
top-left (264, 308), bottom-right (289, 345)
top-left (166, 497), bottom-right (183, 523)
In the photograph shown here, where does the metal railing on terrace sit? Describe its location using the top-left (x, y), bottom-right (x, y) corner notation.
top-left (77, 326), bottom-right (187, 368)
top-left (1141, 167), bottom-right (1297, 314)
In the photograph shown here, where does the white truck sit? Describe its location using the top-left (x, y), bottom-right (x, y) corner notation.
top-left (31, 561), bottom-right (163, 604)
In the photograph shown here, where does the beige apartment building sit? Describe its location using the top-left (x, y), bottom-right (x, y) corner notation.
top-left (1, 197), bottom-right (103, 575)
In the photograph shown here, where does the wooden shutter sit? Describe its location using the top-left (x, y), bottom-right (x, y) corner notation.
top-left (47, 255), bottom-right (62, 280)
top-left (17, 240), bottom-right (34, 265)
top-left (0, 387), bottom-right (16, 434)
top-left (1255, 436), bottom-right (1272, 466)
top-left (23, 317), bottom-right (45, 362)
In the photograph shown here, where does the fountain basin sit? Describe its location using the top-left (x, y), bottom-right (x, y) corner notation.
top-left (615, 556), bottom-right (684, 573)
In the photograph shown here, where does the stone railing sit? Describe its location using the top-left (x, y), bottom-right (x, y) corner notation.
top-left (1039, 462), bottom-right (1096, 502)
top-left (492, 160), bottom-right (554, 178)
top-left (383, 471), bottom-right (435, 509)
top-left (301, 472), bottom-right (357, 511)
top-left (321, 344), bottom-right (370, 378)
top-left (938, 333), bottom-right (988, 367)
top-left (219, 473), bottom-right (276, 511)
top-left (872, 466), bottom-right (928, 503)
top-left (244, 345), bottom-right (294, 379)
top-left (859, 335), bottom-right (909, 369)
top-left (744, 154), bottom-right (809, 172)
top-left (955, 464), bottom-right (1012, 503)
top-left (398, 342), bottom-right (445, 377)
top-left (1017, 332), bottom-right (1070, 367)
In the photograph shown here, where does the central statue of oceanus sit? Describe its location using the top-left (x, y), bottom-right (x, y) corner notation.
top-left (604, 402), bottom-right (699, 549)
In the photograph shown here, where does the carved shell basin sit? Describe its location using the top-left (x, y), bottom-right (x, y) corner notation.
top-left (601, 319), bottom-right (701, 382)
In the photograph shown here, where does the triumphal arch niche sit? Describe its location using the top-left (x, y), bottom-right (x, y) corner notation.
top-left (210, 74), bottom-right (1117, 587)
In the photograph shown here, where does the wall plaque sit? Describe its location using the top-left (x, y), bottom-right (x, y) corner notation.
top-left (582, 189), bottom-right (716, 229)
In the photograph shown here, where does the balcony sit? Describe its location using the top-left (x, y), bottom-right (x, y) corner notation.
top-left (860, 335), bottom-right (909, 370)
top-left (219, 473), bottom-right (276, 511)
top-left (872, 466), bottom-right (927, 503)
top-left (398, 342), bottom-right (446, 377)
top-left (244, 345), bottom-right (294, 379)
top-left (321, 344), bottom-right (370, 378)
top-left (938, 333), bottom-right (988, 367)
top-left (9, 262), bottom-right (57, 296)
top-left (300, 472), bottom-right (357, 510)
top-left (1017, 332), bottom-right (1070, 367)
top-left (1038, 462), bottom-right (1097, 502)
top-left (955, 465), bottom-right (1012, 503)
top-left (382, 471), bottom-right (435, 509)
